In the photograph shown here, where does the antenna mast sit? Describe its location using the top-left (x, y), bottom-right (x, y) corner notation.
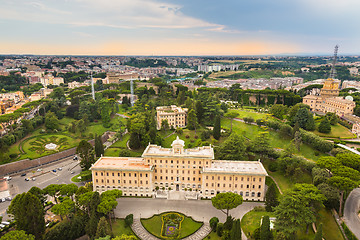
top-left (130, 79), bottom-right (134, 107)
top-left (329, 45), bottom-right (339, 79)
top-left (91, 73), bottom-right (95, 100)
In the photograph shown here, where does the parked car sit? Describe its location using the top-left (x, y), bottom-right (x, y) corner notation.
top-left (52, 169), bottom-right (56, 173)
top-left (71, 171), bottom-right (75, 174)
top-left (25, 178), bottom-right (29, 181)
top-left (58, 168), bottom-right (62, 171)
top-left (5, 197), bottom-right (12, 201)
top-left (1, 222), bottom-right (10, 226)
top-left (21, 173), bottom-right (26, 177)
top-left (1, 198), bottom-right (5, 202)
top-left (37, 168), bottom-right (42, 172)
top-left (32, 178), bottom-right (36, 181)
top-left (73, 155), bottom-right (78, 160)
top-left (4, 176), bottom-right (11, 181)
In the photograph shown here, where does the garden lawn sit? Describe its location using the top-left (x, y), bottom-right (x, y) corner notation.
top-left (221, 118), bottom-right (327, 161)
top-left (206, 232), bottom-right (222, 240)
top-left (317, 208), bottom-right (345, 240)
top-left (141, 212), bottom-right (203, 239)
top-left (112, 219), bottom-right (138, 239)
top-left (71, 170), bottom-right (91, 183)
top-left (231, 109), bottom-right (274, 121)
top-left (104, 134), bottom-right (143, 157)
top-left (161, 129), bottom-right (209, 149)
top-left (241, 209), bottom-right (275, 238)
top-left (313, 123), bottom-right (355, 139)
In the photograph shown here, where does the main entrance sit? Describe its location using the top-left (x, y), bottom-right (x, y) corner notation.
top-left (176, 184), bottom-right (180, 191)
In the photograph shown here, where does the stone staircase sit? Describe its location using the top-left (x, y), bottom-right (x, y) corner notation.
top-left (182, 223), bottom-right (212, 240)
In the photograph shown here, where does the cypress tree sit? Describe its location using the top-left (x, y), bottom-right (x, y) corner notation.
top-left (95, 217), bottom-right (112, 239)
top-left (265, 183), bottom-right (279, 212)
top-left (260, 216), bottom-right (272, 240)
top-left (95, 134), bottom-right (104, 158)
top-left (318, 118), bottom-right (331, 133)
top-left (213, 115), bottom-right (221, 140)
top-left (314, 223), bottom-right (322, 240)
top-left (230, 219), bottom-right (241, 240)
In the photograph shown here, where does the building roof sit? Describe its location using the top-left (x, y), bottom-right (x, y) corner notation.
top-left (171, 136), bottom-right (185, 147)
top-left (90, 157), bottom-right (152, 171)
top-left (203, 160), bottom-right (268, 176)
top-left (142, 144), bottom-right (214, 159)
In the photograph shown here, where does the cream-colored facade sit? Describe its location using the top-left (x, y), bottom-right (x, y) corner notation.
top-left (303, 78), bottom-right (355, 117)
top-left (156, 105), bottom-right (188, 130)
top-left (91, 137), bottom-right (268, 201)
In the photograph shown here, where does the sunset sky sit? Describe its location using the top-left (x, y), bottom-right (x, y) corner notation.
top-left (0, 0), bottom-right (359, 55)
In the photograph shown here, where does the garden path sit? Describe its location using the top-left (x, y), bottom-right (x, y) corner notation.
top-left (182, 223), bottom-right (211, 240)
top-left (131, 219), bottom-right (160, 240)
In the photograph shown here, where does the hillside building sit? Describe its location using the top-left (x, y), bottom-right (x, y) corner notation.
top-left (156, 105), bottom-right (188, 130)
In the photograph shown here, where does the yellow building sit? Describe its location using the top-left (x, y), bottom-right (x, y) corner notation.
top-left (303, 78), bottom-right (355, 117)
top-left (156, 105), bottom-right (188, 130)
top-left (91, 137), bottom-right (268, 201)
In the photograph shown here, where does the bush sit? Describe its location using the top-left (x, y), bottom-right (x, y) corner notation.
top-left (341, 222), bottom-right (358, 240)
top-left (125, 214), bottom-right (133, 228)
top-left (299, 129), bottom-right (333, 153)
top-left (209, 217), bottom-right (219, 232)
top-left (216, 223), bottom-right (224, 237)
top-left (201, 130), bottom-right (211, 140)
top-left (9, 153), bottom-right (18, 159)
top-left (268, 161), bottom-right (278, 172)
top-left (185, 135), bottom-right (190, 138)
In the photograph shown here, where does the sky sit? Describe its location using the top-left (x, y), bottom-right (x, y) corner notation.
top-left (0, 0), bottom-right (359, 56)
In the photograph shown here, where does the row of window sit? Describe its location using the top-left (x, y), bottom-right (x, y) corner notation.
top-left (95, 172), bottom-right (148, 178)
top-left (155, 176), bottom-right (201, 181)
top-left (204, 190), bottom-right (262, 198)
top-left (95, 179), bottom-right (149, 185)
top-left (150, 159), bottom-right (208, 165)
top-left (155, 169), bottom-right (201, 174)
top-left (205, 183), bottom-right (262, 189)
top-left (206, 176), bottom-right (262, 182)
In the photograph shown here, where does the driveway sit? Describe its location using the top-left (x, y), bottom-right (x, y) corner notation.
top-left (114, 198), bottom-right (263, 223)
top-left (344, 188), bottom-right (360, 239)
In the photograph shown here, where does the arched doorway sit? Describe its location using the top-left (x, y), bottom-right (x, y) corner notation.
top-left (176, 184), bottom-right (179, 191)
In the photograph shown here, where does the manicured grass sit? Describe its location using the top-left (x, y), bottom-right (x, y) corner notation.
top-left (262, 158), bottom-right (313, 192)
top-left (206, 231), bottom-right (222, 239)
top-left (71, 170), bottom-right (91, 182)
top-left (313, 122), bottom-right (356, 139)
top-left (317, 208), bottom-right (345, 240)
top-left (160, 129), bottom-right (214, 149)
top-left (221, 117), bottom-right (327, 161)
top-left (141, 212), bottom-right (203, 239)
top-left (112, 219), bottom-right (138, 238)
top-left (231, 109), bottom-right (274, 121)
top-left (104, 134), bottom-right (143, 157)
top-left (241, 209), bottom-right (275, 238)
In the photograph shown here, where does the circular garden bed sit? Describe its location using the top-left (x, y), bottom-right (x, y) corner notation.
top-left (141, 212), bottom-right (203, 239)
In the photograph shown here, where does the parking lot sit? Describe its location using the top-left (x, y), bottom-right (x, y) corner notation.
top-left (0, 156), bottom-right (83, 220)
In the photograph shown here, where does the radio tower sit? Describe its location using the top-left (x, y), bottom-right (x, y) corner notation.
top-left (91, 73), bottom-right (95, 100)
top-left (130, 79), bottom-right (134, 107)
top-left (329, 45), bottom-right (339, 79)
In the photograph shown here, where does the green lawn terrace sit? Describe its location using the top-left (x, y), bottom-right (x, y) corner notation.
top-left (7, 116), bottom-right (120, 161)
top-left (313, 120), bottom-right (356, 139)
top-left (141, 212), bottom-right (203, 240)
top-left (241, 207), bottom-right (344, 240)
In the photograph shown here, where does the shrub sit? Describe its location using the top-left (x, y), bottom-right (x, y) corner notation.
top-left (185, 135), bottom-right (190, 139)
top-left (194, 135), bottom-right (198, 139)
top-left (216, 223), bottom-right (224, 237)
top-left (125, 214), bottom-right (133, 227)
top-left (209, 217), bottom-right (219, 232)
top-left (9, 153), bottom-right (18, 159)
top-left (268, 161), bottom-right (278, 172)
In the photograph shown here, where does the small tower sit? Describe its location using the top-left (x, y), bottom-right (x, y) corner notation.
top-left (171, 136), bottom-right (185, 154)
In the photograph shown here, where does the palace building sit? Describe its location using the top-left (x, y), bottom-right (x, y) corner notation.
top-left (91, 137), bottom-right (268, 201)
top-left (156, 105), bottom-right (188, 130)
top-left (303, 78), bottom-right (355, 116)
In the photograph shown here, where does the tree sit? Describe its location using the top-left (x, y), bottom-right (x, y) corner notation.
top-left (187, 109), bottom-right (197, 132)
top-left (230, 219), bottom-right (241, 240)
top-left (176, 90), bottom-right (186, 105)
top-left (161, 119), bottom-right (169, 132)
top-left (224, 111), bottom-right (239, 133)
top-left (8, 192), bottom-right (45, 240)
top-left (325, 112), bottom-right (338, 125)
top-left (211, 192), bottom-right (243, 217)
top-left (99, 99), bottom-right (112, 128)
top-left (76, 140), bottom-right (95, 170)
top-left (217, 133), bottom-right (247, 160)
top-left (260, 216), bottom-right (272, 240)
top-left (95, 217), bottom-right (112, 239)
top-left (60, 183), bottom-right (78, 200)
top-left (213, 115), bottom-right (221, 140)
top-left (209, 217), bottom-right (219, 232)
top-left (112, 235), bottom-right (137, 240)
top-left (28, 186), bottom-right (46, 206)
top-left (43, 184), bottom-right (61, 204)
top-left (270, 104), bottom-right (288, 119)
top-left (45, 111), bottom-right (59, 130)
top-left (251, 132), bottom-right (271, 157)
top-left (195, 101), bottom-right (204, 124)
top-left (292, 107), bottom-right (315, 131)
top-left (51, 196), bottom-right (75, 220)
top-left (125, 214), bottom-right (133, 227)
top-left (265, 183), bottom-right (279, 212)
top-left (293, 131), bottom-right (302, 151)
top-left (317, 183), bottom-right (339, 210)
top-left (314, 223), bottom-right (322, 240)
top-left (328, 176), bottom-right (358, 216)
top-left (95, 134), bottom-right (104, 158)
top-left (318, 118), bottom-right (331, 133)
top-left (0, 230), bottom-right (35, 240)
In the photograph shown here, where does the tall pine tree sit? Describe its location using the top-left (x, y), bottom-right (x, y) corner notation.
top-left (260, 216), bottom-right (272, 240)
top-left (230, 219), bottom-right (241, 240)
top-left (265, 183), bottom-right (279, 212)
top-left (314, 223), bottom-right (322, 240)
top-left (213, 115), bottom-right (221, 140)
top-left (95, 134), bottom-right (104, 158)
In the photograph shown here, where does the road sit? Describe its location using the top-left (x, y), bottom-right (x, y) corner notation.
top-left (0, 157), bottom-right (83, 220)
top-left (344, 188), bottom-right (360, 239)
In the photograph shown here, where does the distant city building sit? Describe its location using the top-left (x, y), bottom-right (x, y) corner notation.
top-left (68, 81), bottom-right (89, 89)
top-left (198, 64), bottom-right (239, 72)
top-left (349, 67), bottom-right (359, 76)
top-left (303, 78), bottom-right (355, 116)
top-left (91, 137), bottom-right (268, 200)
top-left (40, 74), bottom-right (64, 86)
top-left (156, 105), bottom-right (188, 130)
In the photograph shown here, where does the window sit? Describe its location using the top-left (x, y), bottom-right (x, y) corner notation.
top-left (229, 184), bottom-right (231, 187)
top-left (140, 173), bottom-right (142, 177)
top-left (259, 185), bottom-right (261, 189)
top-left (135, 180), bottom-right (137, 184)
top-left (112, 180), bottom-right (115, 183)
top-left (155, 176), bottom-right (157, 180)
top-left (218, 184), bottom-right (220, 187)
top-left (155, 169), bottom-right (157, 173)
top-left (107, 173), bottom-right (109, 176)
top-left (253, 185), bottom-right (255, 189)
top-left (206, 183), bottom-right (208, 187)
top-left (160, 160), bottom-right (162, 163)
top-left (257, 192), bottom-right (261, 197)
top-left (223, 184), bottom-right (225, 187)
top-left (188, 177), bottom-right (190, 180)
top-left (182, 177), bottom-right (184, 180)
top-left (245, 192), bottom-right (249, 196)
top-left (206, 176), bottom-right (208, 180)
top-left (218, 176), bottom-right (220, 180)
top-left (96, 179), bottom-right (98, 183)
top-left (129, 180), bottom-right (131, 184)
top-left (212, 176), bottom-right (214, 180)
top-left (171, 170), bottom-right (173, 173)
top-left (107, 180), bottom-right (109, 183)
top-left (230, 177), bottom-right (232, 181)
top-left (241, 177), bottom-right (244, 181)
top-left (118, 180), bottom-right (120, 183)
top-left (124, 180), bottom-right (126, 183)
top-left (193, 170), bottom-right (195, 174)
top-left (247, 177), bottom-right (249, 181)
top-left (160, 176), bottom-right (163, 180)
top-left (251, 192), bottom-right (255, 197)
top-left (223, 177), bottom-right (226, 180)
top-left (112, 173), bottom-right (114, 176)
top-left (140, 181), bottom-right (142, 184)
top-left (253, 178), bottom-right (255, 181)
top-left (241, 184), bottom-right (243, 188)
top-left (146, 174), bottom-right (148, 177)
top-left (101, 172), bottom-right (103, 176)
top-left (235, 177), bottom-right (238, 181)
top-left (135, 173), bottom-right (137, 177)
top-left (95, 172), bottom-right (98, 176)
top-left (118, 173), bottom-right (120, 177)
top-left (259, 178), bottom-right (262, 182)
top-left (247, 185), bottom-right (249, 188)
top-left (129, 173), bottom-right (131, 177)
top-left (235, 184), bottom-right (237, 188)
top-left (102, 179), bottom-right (104, 183)
top-left (212, 183), bottom-right (214, 187)
top-left (171, 160), bottom-right (173, 163)
top-left (146, 181), bottom-right (148, 184)
top-left (166, 176), bottom-right (168, 180)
